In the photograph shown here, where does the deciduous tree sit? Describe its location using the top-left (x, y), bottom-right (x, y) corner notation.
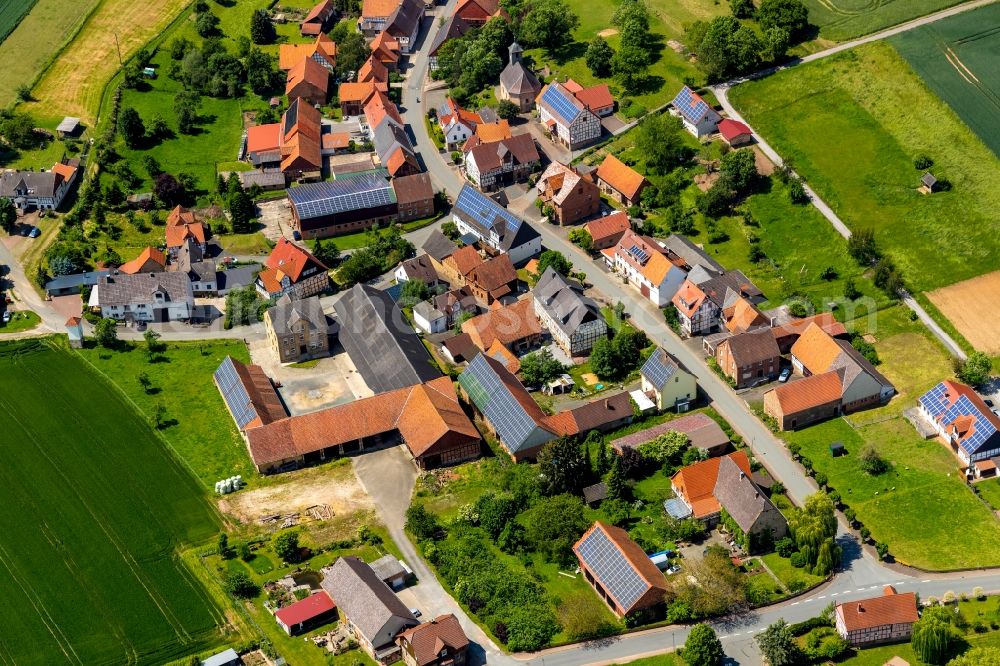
top-left (538, 437), bottom-right (588, 496)
top-left (684, 624), bottom-right (724, 666)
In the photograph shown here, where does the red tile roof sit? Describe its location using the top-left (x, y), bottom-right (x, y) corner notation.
top-left (573, 521), bottom-right (668, 615)
top-left (462, 297), bottom-right (541, 350)
top-left (596, 154), bottom-right (647, 201)
top-left (286, 56), bottom-right (330, 98)
top-left (446, 245), bottom-right (483, 276)
top-left (718, 118), bottom-right (752, 142)
top-left (671, 451), bottom-right (750, 518)
top-left (837, 587), bottom-right (918, 632)
top-left (248, 123), bottom-right (282, 154)
top-left (165, 222), bottom-right (207, 249)
top-left (672, 279), bottom-right (708, 318)
top-left (363, 0), bottom-right (399, 17)
top-left (358, 54), bottom-right (389, 83)
top-left (275, 591), bottom-right (336, 628)
top-left (397, 614), bottom-right (469, 666)
top-left (119, 246), bottom-right (167, 274)
top-left (262, 238), bottom-right (327, 285)
top-left (575, 83), bottom-right (614, 111)
top-left (768, 370), bottom-right (843, 414)
top-left (586, 211), bottom-right (630, 243)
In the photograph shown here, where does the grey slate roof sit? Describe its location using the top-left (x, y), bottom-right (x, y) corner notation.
top-left (0, 170), bottom-right (61, 198)
top-left (397, 254), bottom-right (439, 283)
top-left (174, 238), bottom-right (216, 282)
top-left (421, 229), bottom-right (459, 262)
top-left (369, 554), bottom-right (407, 582)
top-left (713, 455), bottom-right (787, 534)
top-left (332, 283), bottom-right (442, 393)
top-left (699, 269), bottom-right (763, 308)
top-left (500, 59), bottom-right (541, 96)
top-left (269, 294), bottom-right (326, 336)
top-left (239, 170), bottom-right (285, 189)
top-left (413, 300), bottom-right (444, 323)
top-left (97, 271), bottom-right (193, 307)
top-left (724, 328), bottom-right (780, 367)
top-left (372, 117), bottom-right (417, 166)
top-left (321, 556), bottom-right (417, 646)
top-left (660, 234), bottom-right (724, 275)
top-left (44, 269), bottom-right (110, 293)
top-left (429, 14), bottom-right (472, 56)
top-left (216, 264), bottom-right (261, 293)
top-left (533, 267), bottom-right (602, 338)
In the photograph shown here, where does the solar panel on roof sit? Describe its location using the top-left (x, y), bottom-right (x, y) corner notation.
top-left (919, 383), bottom-right (999, 456)
top-left (628, 244), bottom-right (650, 264)
top-left (641, 349), bottom-right (676, 389)
top-left (672, 86), bottom-right (710, 125)
top-left (454, 186), bottom-right (522, 235)
top-left (459, 355), bottom-right (537, 453)
top-left (288, 173), bottom-right (395, 220)
top-left (575, 527), bottom-right (650, 612)
top-left (542, 85), bottom-right (581, 124)
top-left (214, 357), bottom-right (258, 429)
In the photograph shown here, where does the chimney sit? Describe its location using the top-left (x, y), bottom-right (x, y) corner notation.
top-left (858, 604), bottom-right (865, 613)
top-left (739, 471), bottom-right (746, 480)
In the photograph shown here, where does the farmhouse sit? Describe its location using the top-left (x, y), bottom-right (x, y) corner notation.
top-left (715, 328), bottom-right (781, 389)
top-left (670, 450), bottom-right (751, 523)
top-left (373, 117), bottom-right (420, 177)
top-left (245, 99), bottom-right (325, 178)
top-left (92, 271), bottom-right (194, 323)
top-left (574, 522), bottom-right (669, 618)
top-left (394, 254), bottom-right (440, 287)
top-left (714, 456), bottom-right (787, 552)
top-left (119, 246), bottom-right (166, 275)
top-left (499, 42), bottom-right (541, 112)
top-left (300, 0), bottom-right (336, 35)
top-left (586, 211), bottom-right (631, 250)
top-left (360, 0), bottom-right (401, 36)
top-left (606, 230), bottom-right (688, 307)
top-left (288, 171), bottom-right (398, 239)
top-left (535, 161), bottom-right (600, 225)
top-left (770, 312), bottom-right (847, 353)
top-left (463, 133), bottom-right (540, 191)
top-left (244, 375), bottom-right (480, 471)
top-left (417, 286), bottom-right (477, 333)
top-left (438, 97), bottom-right (481, 150)
top-left (421, 229), bottom-right (460, 274)
top-left (464, 253), bottom-right (518, 304)
top-left (451, 185), bottom-right (541, 264)
top-left (917, 380), bottom-right (1000, 468)
top-left (834, 586), bottom-right (918, 647)
top-left (334, 283), bottom-right (443, 392)
top-left (396, 614), bottom-right (470, 666)
top-left (611, 412), bottom-right (729, 459)
top-left (763, 323), bottom-right (895, 430)
top-left (462, 296), bottom-right (540, 352)
top-left (536, 82), bottom-right (603, 150)
top-left (595, 154), bottom-right (648, 207)
top-left (213, 356), bottom-right (289, 432)
top-left (172, 239), bottom-right (217, 296)
top-left (0, 159), bottom-right (79, 212)
top-left (392, 172), bottom-right (435, 222)
top-left (370, 31), bottom-right (402, 69)
top-left (722, 296), bottom-right (768, 334)
top-left (454, 0), bottom-right (506, 24)
top-left (279, 33), bottom-right (337, 71)
top-left (321, 557), bottom-right (420, 663)
top-left (338, 81), bottom-right (387, 116)
top-left (382, 0), bottom-right (424, 54)
top-left (441, 245), bottom-right (483, 285)
top-left (671, 86), bottom-right (721, 138)
top-left (359, 54), bottom-right (390, 83)
top-left (672, 270), bottom-right (763, 336)
top-left (285, 56), bottom-right (329, 106)
top-left (275, 591), bottom-right (337, 636)
top-left (265, 295), bottom-right (331, 363)
top-left (362, 89), bottom-right (403, 136)
top-left (256, 239), bottom-right (329, 299)
top-left (533, 267), bottom-right (607, 356)
top-left (639, 347), bottom-right (697, 412)
top-left (165, 205), bottom-right (208, 258)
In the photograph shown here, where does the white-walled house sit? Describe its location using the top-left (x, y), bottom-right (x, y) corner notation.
top-left (92, 272), bottom-right (194, 323)
top-left (413, 301), bottom-right (448, 334)
top-left (452, 185), bottom-right (541, 264)
top-left (606, 230), bottom-right (688, 307)
top-left (670, 86), bottom-right (721, 138)
top-left (536, 83), bottom-right (602, 150)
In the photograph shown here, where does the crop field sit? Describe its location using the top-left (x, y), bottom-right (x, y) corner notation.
top-left (22, 0), bottom-right (189, 124)
top-left (803, 0), bottom-right (965, 41)
top-left (0, 339), bottom-right (224, 665)
top-left (892, 4), bottom-right (1000, 158)
top-left (927, 270), bottom-right (1000, 355)
top-left (0, 0), bottom-right (38, 43)
top-left (728, 42), bottom-right (1000, 294)
top-left (0, 0), bottom-right (98, 107)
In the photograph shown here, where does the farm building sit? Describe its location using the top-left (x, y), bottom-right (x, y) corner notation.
top-left (214, 356), bottom-right (289, 432)
top-left (835, 586), bottom-right (918, 647)
top-left (595, 154), bottom-right (648, 207)
top-left (256, 238), bottom-right (330, 300)
top-left (274, 591), bottom-right (337, 635)
top-left (670, 450), bottom-right (751, 523)
top-left (534, 161), bottom-right (600, 225)
top-left (288, 171), bottom-right (398, 239)
top-left (369, 554), bottom-right (411, 590)
top-left (714, 456), bottom-right (787, 552)
top-left (301, 0), bottom-right (336, 35)
top-left (573, 521), bottom-right (669, 618)
top-left (532, 266), bottom-right (607, 356)
top-left (91, 271), bottom-right (194, 323)
top-left (44, 269), bottom-right (110, 297)
top-left (585, 211), bottom-right (631, 250)
top-left (610, 411), bottom-right (730, 459)
top-left (718, 118), bottom-right (753, 147)
top-left (463, 133), bottom-right (540, 191)
top-left (917, 380), bottom-right (1000, 469)
top-left (536, 82), bottom-right (603, 150)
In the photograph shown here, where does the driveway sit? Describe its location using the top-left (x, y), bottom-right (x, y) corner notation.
top-left (352, 446), bottom-right (504, 666)
top-left (256, 198), bottom-right (294, 243)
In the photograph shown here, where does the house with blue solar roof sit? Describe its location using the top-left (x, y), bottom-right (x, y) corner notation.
top-left (573, 521), bottom-right (669, 618)
top-left (288, 171), bottom-right (399, 239)
top-left (451, 184), bottom-right (541, 264)
top-left (670, 86), bottom-right (722, 138)
top-left (536, 82), bottom-right (602, 150)
top-left (918, 380), bottom-right (1000, 471)
top-left (640, 347), bottom-right (697, 412)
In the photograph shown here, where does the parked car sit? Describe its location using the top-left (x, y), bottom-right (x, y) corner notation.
top-left (778, 367), bottom-right (792, 382)
top-left (292, 230), bottom-right (302, 241)
top-left (409, 608), bottom-right (422, 618)
top-left (2, 311), bottom-right (11, 323)
top-left (28, 226), bottom-right (40, 238)
top-left (18, 225), bottom-right (30, 236)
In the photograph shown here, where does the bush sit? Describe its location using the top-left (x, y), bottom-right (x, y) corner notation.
top-left (858, 444), bottom-right (888, 475)
top-left (406, 504), bottom-right (439, 541)
top-left (914, 154), bottom-right (933, 170)
top-left (789, 551), bottom-right (806, 568)
top-left (224, 571), bottom-right (259, 599)
top-left (272, 531), bottom-right (300, 563)
top-left (775, 537), bottom-right (796, 558)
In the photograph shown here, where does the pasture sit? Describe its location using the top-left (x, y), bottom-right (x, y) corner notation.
top-left (0, 0), bottom-right (99, 107)
top-left (0, 339), bottom-right (224, 665)
top-left (927, 270), bottom-right (1000, 355)
top-left (728, 42), bottom-right (1000, 293)
top-left (78, 339), bottom-right (257, 488)
top-left (892, 4), bottom-right (1000, 158)
top-left (802, 0), bottom-right (965, 41)
top-left (0, 0), bottom-right (38, 43)
top-left (22, 0), bottom-right (189, 124)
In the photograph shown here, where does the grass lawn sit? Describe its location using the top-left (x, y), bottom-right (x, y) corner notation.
top-left (523, 0), bottom-right (726, 114)
top-left (611, 656), bottom-right (683, 666)
top-left (0, 133), bottom-right (81, 171)
top-left (0, 309), bottom-right (41, 334)
top-left (776, 306), bottom-right (1000, 570)
top-left (728, 42), bottom-right (1000, 293)
top-left (77, 339), bottom-right (257, 489)
top-left (802, 0), bottom-right (967, 42)
top-left (0, 0), bottom-right (99, 107)
top-left (974, 479), bottom-right (1000, 511)
top-left (217, 231), bottom-right (273, 256)
top-left (760, 552), bottom-right (825, 593)
top-left (0, 338), bottom-right (224, 665)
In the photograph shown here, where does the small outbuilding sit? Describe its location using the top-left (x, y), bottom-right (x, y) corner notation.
top-left (274, 591), bottom-right (337, 636)
top-left (202, 648), bottom-right (242, 666)
top-left (830, 441), bottom-right (845, 457)
top-left (921, 172), bottom-right (938, 192)
top-left (369, 554), bottom-right (411, 590)
top-left (56, 117), bottom-right (81, 138)
top-left (582, 481), bottom-right (608, 507)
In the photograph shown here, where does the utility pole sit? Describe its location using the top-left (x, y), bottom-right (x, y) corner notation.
top-left (114, 33), bottom-right (122, 65)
